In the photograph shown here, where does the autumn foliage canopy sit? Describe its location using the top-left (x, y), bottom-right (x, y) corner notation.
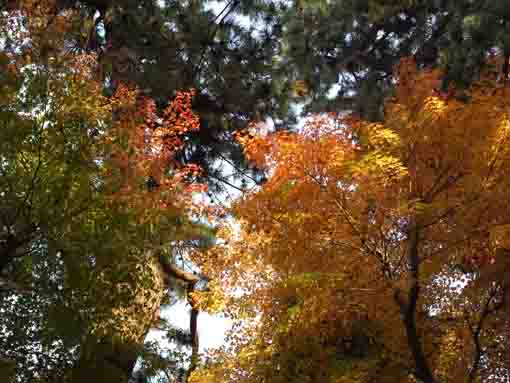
top-left (4, 1), bottom-right (510, 381)
top-left (191, 58), bottom-right (510, 383)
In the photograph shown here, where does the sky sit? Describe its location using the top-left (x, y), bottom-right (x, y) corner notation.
top-left (146, 301), bottom-right (233, 352)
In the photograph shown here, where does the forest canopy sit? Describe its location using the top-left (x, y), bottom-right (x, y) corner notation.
top-left (1, 1), bottom-right (510, 383)
top-left (191, 57), bottom-right (510, 383)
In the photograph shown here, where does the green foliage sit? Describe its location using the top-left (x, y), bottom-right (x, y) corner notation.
top-left (55, 0), bottom-right (289, 192)
top-left (0, 22), bottom-right (209, 382)
top-left (5, 1), bottom-right (510, 383)
top-left (277, 0), bottom-right (510, 120)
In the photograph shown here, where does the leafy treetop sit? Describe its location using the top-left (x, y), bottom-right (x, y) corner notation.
top-left (190, 57), bottom-right (510, 383)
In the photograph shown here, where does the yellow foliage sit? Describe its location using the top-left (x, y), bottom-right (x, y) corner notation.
top-left (194, 58), bottom-right (510, 383)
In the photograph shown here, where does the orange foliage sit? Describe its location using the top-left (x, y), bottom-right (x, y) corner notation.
top-left (105, 85), bottom-right (205, 219)
top-left (192, 58), bottom-right (510, 383)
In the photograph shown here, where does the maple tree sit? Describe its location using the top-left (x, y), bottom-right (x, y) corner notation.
top-left (191, 58), bottom-right (510, 383)
top-left (0, 5), bottom-right (212, 381)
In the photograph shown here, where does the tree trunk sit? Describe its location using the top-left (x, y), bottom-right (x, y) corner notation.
top-left (186, 284), bottom-right (200, 383)
top-left (395, 223), bottom-right (437, 383)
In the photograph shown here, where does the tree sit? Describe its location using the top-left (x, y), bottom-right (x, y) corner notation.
top-left (191, 58), bottom-right (510, 383)
top-left (6, 1), bottom-right (510, 381)
top-left (0, 8), bottom-right (212, 380)
top-left (272, 0), bottom-right (510, 120)
top-left (1, 0), bottom-right (287, 193)
top-left (7, 0), bottom-right (510, 188)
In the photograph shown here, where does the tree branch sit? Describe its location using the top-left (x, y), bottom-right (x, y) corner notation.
top-left (158, 254), bottom-right (202, 381)
top-left (159, 257), bottom-right (200, 284)
top-left (396, 223), bottom-right (437, 383)
top-left (467, 286), bottom-right (504, 383)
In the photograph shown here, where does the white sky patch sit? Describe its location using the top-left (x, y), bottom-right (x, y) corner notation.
top-left (205, 0), bottom-right (267, 36)
top-left (146, 301), bottom-right (233, 352)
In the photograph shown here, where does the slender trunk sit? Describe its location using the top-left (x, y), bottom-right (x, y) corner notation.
top-left (395, 224), bottom-right (437, 383)
top-left (186, 284), bottom-right (200, 382)
top-left (159, 257), bottom-right (201, 382)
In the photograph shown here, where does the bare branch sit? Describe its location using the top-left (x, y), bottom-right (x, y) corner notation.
top-left (467, 286), bottom-right (505, 383)
top-left (160, 260), bottom-right (200, 284)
